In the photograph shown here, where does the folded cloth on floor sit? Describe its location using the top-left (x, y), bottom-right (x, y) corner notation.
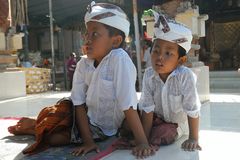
top-left (23, 98), bottom-right (73, 155)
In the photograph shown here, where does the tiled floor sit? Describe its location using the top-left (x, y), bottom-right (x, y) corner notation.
top-left (0, 91), bottom-right (240, 160)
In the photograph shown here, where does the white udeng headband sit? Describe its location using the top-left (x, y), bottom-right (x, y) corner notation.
top-left (152, 11), bottom-right (192, 53)
top-left (85, 1), bottom-right (130, 37)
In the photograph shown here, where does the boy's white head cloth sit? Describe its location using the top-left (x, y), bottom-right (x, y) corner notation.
top-left (85, 1), bottom-right (130, 37)
top-left (152, 10), bottom-right (192, 53)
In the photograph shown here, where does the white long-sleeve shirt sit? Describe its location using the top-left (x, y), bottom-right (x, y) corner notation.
top-left (71, 48), bottom-right (138, 136)
top-left (139, 66), bottom-right (201, 138)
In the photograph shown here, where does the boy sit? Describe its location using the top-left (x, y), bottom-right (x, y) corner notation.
top-left (66, 52), bottom-right (77, 89)
top-left (70, 2), bottom-right (154, 157)
top-left (139, 11), bottom-right (202, 151)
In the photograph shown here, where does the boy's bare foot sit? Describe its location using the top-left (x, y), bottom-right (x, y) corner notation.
top-left (8, 117), bottom-right (36, 135)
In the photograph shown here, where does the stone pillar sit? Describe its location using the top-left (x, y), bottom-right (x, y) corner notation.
top-left (175, 2), bottom-right (208, 67)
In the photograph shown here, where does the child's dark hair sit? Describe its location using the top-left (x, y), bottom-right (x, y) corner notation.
top-left (178, 46), bottom-right (187, 58)
top-left (150, 40), bottom-right (187, 58)
top-left (103, 24), bottom-right (126, 48)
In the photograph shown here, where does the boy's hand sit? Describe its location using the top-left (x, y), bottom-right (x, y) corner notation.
top-left (132, 143), bottom-right (155, 158)
top-left (71, 141), bottom-right (100, 156)
top-left (181, 139), bottom-right (201, 151)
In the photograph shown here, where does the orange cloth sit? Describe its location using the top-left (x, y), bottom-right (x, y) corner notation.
top-left (23, 99), bottom-right (73, 155)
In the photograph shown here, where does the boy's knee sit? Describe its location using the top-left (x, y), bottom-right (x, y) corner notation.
top-left (119, 119), bottom-right (133, 139)
top-left (48, 132), bottom-right (70, 146)
top-left (48, 133), bottom-right (60, 146)
top-left (160, 134), bottom-right (176, 145)
top-left (150, 123), bottom-right (177, 145)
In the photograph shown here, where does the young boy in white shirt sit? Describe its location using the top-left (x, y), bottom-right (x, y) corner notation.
top-left (69, 2), bottom-right (155, 158)
top-left (139, 11), bottom-right (202, 151)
